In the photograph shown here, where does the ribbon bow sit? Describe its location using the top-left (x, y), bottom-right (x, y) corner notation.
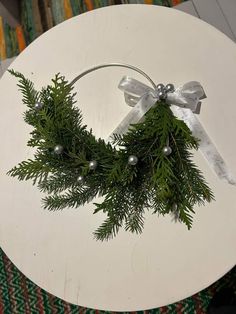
top-left (119, 76), bottom-right (205, 114)
top-left (108, 76), bottom-right (236, 186)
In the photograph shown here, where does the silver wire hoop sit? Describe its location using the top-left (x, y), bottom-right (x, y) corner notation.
top-left (70, 63), bottom-right (156, 89)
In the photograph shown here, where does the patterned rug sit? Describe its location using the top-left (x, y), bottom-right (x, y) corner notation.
top-left (0, 245), bottom-right (235, 313)
top-left (1, 1), bottom-right (235, 313)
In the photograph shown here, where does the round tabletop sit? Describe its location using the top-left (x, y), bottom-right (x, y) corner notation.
top-left (1, 4), bottom-right (236, 312)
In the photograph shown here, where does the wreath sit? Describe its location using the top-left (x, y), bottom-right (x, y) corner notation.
top-left (8, 67), bottom-right (214, 241)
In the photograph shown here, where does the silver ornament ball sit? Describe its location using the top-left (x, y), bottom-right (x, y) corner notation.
top-left (54, 144), bottom-right (64, 155)
top-left (128, 155), bottom-right (138, 166)
top-left (34, 102), bottom-right (43, 110)
top-left (163, 146), bottom-right (172, 156)
top-left (77, 175), bottom-right (84, 184)
top-left (158, 90), bottom-right (167, 100)
top-left (156, 83), bottom-right (165, 91)
top-left (89, 160), bottom-right (97, 170)
top-left (165, 83), bottom-right (175, 93)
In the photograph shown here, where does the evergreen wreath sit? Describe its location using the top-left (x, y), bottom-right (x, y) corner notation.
top-left (8, 69), bottom-right (214, 241)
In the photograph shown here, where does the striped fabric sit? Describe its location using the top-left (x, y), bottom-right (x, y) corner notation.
top-left (0, 247), bottom-right (235, 313)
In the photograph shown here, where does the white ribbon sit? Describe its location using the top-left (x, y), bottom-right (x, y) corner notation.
top-left (108, 76), bottom-right (236, 186)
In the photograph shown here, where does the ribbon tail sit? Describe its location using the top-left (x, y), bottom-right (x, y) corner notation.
top-left (107, 93), bottom-right (156, 143)
top-left (171, 106), bottom-right (236, 186)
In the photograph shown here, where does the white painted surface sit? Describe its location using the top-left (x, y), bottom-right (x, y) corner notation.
top-left (0, 5), bottom-right (236, 311)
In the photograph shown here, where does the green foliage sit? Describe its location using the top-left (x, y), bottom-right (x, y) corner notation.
top-left (8, 70), bottom-right (214, 241)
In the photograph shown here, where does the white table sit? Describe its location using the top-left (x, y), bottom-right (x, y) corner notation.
top-left (1, 4), bottom-right (236, 312)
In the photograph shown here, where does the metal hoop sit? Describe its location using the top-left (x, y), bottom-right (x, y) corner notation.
top-left (70, 63), bottom-right (156, 89)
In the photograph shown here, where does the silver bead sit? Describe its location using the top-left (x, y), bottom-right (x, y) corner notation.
top-left (158, 90), bottom-right (167, 100)
top-left (165, 84), bottom-right (175, 93)
top-left (34, 102), bottom-right (43, 110)
top-left (128, 155), bottom-right (138, 165)
top-left (156, 83), bottom-right (165, 90)
top-left (89, 160), bottom-right (97, 170)
top-left (163, 146), bottom-right (172, 156)
top-left (54, 144), bottom-right (64, 155)
top-left (77, 175), bottom-right (84, 184)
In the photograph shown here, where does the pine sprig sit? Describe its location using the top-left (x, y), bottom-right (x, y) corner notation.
top-left (7, 159), bottom-right (50, 185)
top-left (43, 185), bottom-right (99, 211)
top-left (93, 216), bottom-right (122, 241)
top-left (8, 71), bottom-right (214, 240)
top-left (8, 69), bottom-right (39, 109)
